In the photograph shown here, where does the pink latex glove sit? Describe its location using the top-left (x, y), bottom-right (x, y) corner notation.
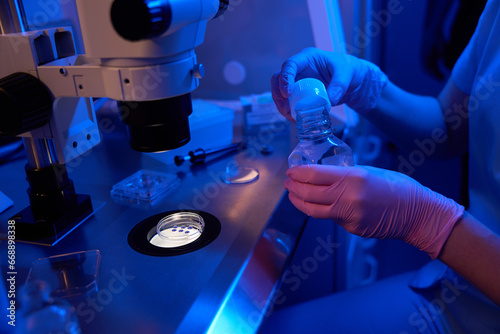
top-left (285, 165), bottom-right (465, 259)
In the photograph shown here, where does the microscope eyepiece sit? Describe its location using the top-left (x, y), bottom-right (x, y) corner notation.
top-left (118, 94), bottom-right (193, 153)
top-left (110, 0), bottom-right (172, 41)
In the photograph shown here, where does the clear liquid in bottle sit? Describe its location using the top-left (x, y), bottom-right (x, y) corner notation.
top-left (288, 78), bottom-right (354, 168)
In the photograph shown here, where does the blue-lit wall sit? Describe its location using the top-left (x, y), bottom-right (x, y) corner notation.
top-left (193, 0), bottom-right (316, 100)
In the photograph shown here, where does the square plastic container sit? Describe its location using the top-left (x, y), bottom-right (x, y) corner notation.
top-left (110, 169), bottom-right (180, 207)
top-left (26, 250), bottom-right (101, 299)
top-left (146, 99), bottom-right (235, 165)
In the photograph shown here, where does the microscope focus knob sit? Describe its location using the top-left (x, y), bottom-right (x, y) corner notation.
top-left (193, 64), bottom-right (205, 79)
top-left (111, 0), bottom-right (172, 41)
top-left (0, 73), bottom-right (52, 136)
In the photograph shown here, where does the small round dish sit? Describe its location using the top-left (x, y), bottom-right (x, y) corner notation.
top-left (154, 212), bottom-right (205, 247)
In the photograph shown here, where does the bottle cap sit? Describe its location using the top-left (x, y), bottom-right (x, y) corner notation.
top-left (288, 78), bottom-right (331, 120)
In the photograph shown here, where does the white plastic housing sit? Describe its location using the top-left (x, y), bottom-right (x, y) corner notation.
top-left (75, 0), bottom-right (218, 61)
top-left (0, 28), bottom-right (100, 164)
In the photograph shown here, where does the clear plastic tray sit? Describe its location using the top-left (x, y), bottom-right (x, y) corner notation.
top-left (26, 250), bottom-right (101, 299)
top-left (110, 169), bottom-right (180, 206)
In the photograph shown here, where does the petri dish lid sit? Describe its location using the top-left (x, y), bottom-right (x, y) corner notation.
top-left (152, 212), bottom-right (205, 248)
top-left (220, 165), bottom-right (259, 184)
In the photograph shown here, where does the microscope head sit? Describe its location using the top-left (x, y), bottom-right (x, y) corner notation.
top-left (75, 0), bottom-right (228, 152)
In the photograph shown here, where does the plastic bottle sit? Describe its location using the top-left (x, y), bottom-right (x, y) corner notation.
top-left (288, 78), bottom-right (355, 168)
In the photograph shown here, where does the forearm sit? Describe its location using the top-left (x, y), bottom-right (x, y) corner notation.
top-left (363, 81), bottom-right (448, 156)
top-left (439, 212), bottom-right (500, 306)
top-left (362, 79), bottom-right (469, 158)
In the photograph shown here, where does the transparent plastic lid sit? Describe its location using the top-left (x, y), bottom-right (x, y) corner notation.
top-left (110, 169), bottom-right (180, 205)
top-left (150, 212), bottom-right (205, 248)
top-left (220, 165), bottom-right (259, 184)
top-left (26, 250), bottom-right (101, 299)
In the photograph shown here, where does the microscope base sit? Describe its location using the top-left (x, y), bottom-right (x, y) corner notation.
top-left (9, 194), bottom-right (93, 246)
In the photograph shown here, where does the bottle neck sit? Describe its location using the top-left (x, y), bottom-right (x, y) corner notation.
top-left (295, 105), bottom-right (333, 140)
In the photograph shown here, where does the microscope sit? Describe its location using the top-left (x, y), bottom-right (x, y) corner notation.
top-left (0, 0), bottom-right (229, 244)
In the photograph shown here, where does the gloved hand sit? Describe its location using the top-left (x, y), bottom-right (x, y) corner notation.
top-left (285, 165), bottom-right (464, 259)
top-left (271, 47), bottom-right (388, 121)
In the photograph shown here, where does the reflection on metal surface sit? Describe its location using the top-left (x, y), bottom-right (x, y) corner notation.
top-left (183, 193), bottom-right (308, 334)
top-left (207, 229), bottom-right (291, 334)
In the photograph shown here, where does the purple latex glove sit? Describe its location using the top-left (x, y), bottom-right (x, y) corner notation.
top-left (271, 47), bottom-right (388, 121)
top-left (285, 165), bottom-right (464, 259)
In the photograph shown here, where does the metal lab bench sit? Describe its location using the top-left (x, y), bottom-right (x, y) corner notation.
top-left (0, 105), bottom-right (307, 334)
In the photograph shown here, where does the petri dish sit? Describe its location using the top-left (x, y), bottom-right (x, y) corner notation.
top-left (151, 212), bottom-right (205, 248)
top-left (220, 165), bottom-right (259, 184)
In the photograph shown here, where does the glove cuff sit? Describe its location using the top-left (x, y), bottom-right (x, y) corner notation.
top-left (346, 60), bottom-right (388, 114)
top-left (418, 197), bottom-right (465, 260)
